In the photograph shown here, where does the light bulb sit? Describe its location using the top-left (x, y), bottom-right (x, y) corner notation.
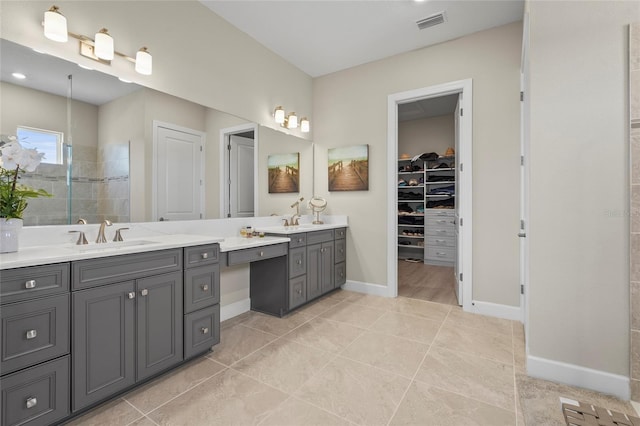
top-left (43, 6), bottom-right (68, 42)
top-left (300, 117), bottom-right (310, 133)
top-left (274, 106), bottom-right (285, 124)
top-left (287, 113), bottom-right (298, 129)
top-left (135, 47), bottom-right (152, 75)
top-left (94, 28), bottom-right (114, 60)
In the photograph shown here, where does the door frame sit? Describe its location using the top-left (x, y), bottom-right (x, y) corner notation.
top-left (387, 79), bottom-right (473, 312)
top-left (219, 123), bottom-right (259, 218)
top-left (151, 120), bottom-right (205, 221)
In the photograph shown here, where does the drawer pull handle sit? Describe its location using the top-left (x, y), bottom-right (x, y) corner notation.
top-left (201, 327), bottom-right (209, 334)
top-left (201, 284), bottom-right (209, 291)
top-left (437, 220), bottom-right (447, 223)
top-left (436, 252), bottom-right (447, 256)
top-left (201, 252), bottom-right (209, 259)
top-left (25, 280), bottom-right (37, 289)
top-left (128, 292), bottom-right (136, 299)
top-left (435, 239), bottom-right (445, 243)
top-left (26, 329), bottom-right (37, 339)
top-left (140, 289), bottom-right (149, 296)
top-left (259, 251), bottom-right (264, 257)
top-left (25, 397), bottom-right (37, 409)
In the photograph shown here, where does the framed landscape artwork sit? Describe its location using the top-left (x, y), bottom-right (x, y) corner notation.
top-left (328, 144), bottom-right (369, 191)
top-left (268, 152), bottom-right (300, 193)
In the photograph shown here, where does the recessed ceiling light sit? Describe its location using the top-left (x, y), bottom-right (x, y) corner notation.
top-left (12, 72), bottom-right (26, 80)
top-left (78, 64), bottom-right (93, 70)
top-left (118, 77), bottom-right (132, 83)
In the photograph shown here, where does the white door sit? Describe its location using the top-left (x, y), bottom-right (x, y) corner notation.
top-left (155, 124), bottom-right (204, 221)
top-left (454, 96), bottom-right (463, 306)
top-left (229, 134), bottom-right (254, 217)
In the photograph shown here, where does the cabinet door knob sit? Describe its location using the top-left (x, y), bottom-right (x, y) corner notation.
top-left (25, 280), bottom-right (37, 289)
top-left (25, 329), bottom-right (37, 339)
top-left (25, 397), bottom-right (37, 409)
top-left (201, 327), bottom-right (209, 334)
top-left (340, 249), bottom-right (344, 253)
top-left (297, 260), bottom-right (302, 265)
top-left (201, 252), bottom-right (209, 259)
top-left (128, 292), bottom-right (136, 299)
top-left (259, 251), bottom-right (264, 257)
top-left (340, 272), bottom-right (344, 277)
top-left (201, 284), bottom-right (209, 291)
top-left (298, 238), bottom-right (303, 243)
top-left (297, 288), bottom-right (302, 295)
top-left (140, 289), bottom-right (149, 296)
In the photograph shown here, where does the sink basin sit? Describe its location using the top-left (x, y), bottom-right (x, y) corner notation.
top-left (69, 240), bottom-right (158, 252)
top-left (257, 224), bottom-right (324, 234)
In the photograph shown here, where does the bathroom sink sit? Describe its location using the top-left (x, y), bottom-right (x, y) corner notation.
top-left (69, 240), bottom-right (158, 252)
top-left (257, 223), bottom-right (326, 234)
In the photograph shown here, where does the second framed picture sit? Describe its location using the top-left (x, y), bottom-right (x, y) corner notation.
top-left (328, 144), bottom-right (369, 191)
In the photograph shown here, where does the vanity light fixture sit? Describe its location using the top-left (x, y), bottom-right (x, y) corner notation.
top-left (41, 5), bottom-right (153, 76)
top-left (273, 106), bottom-right (310, 132)
top-left (43, 5), bottom-right (68, 42)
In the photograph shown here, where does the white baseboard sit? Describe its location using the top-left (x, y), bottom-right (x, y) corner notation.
top-left (527, 355), bottom-right (631, 400)
top-left (631, 400), bottom-right (639, 416)
top-left (220, 298), bottom-right (250, 322)
top-left (341, 280), bottom-right (392, 297)
top-left (468, 300), bottom-right (523, 322)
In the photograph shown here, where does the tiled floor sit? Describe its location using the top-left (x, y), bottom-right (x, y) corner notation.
top-left (68, 290), bottom-right (638, 426)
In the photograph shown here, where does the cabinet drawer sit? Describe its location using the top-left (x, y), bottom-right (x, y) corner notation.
top-left (334, 228), bottom-right (347, 239)
top-left (289, 247), bottom-right (306, 278)
top-left (425, 236), bottom-right (456, 248)
top-left (289, 275), bottom-right (307, 310)
top-left (335, 262), bottom-right (346, 287)
top-left (1, 355), bottom-right (69, 426)
top-left (425, 246), bottom-right (455, 262)
top-left (288, 233), bottom-right (307, 249)
top-left (72, 249), bottom-right (182, 290)
top-left (335, 239), bottom-right (346, 264)
top-left (1, 263), bottom-right (69, 304)
top-left (184, 264), bottom-right (220, 314)
top-left (184, 305), bottom-right (220, 359)
top-left (424, 210), bottom-right (454, 218)
top-left (424, 226), bottom-right (456, 238)
top-left (425, 216), bottom-right (455, 228)
top-left (184, 244), bottom-right (219, 268)
top-left (1, 294), bottom-right (69, 375)
top-left (227, 243), bottom-right (287, 266)
top-left (306, 230), bottom-right (334, 245)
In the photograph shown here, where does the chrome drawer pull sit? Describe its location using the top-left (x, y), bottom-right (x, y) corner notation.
top-left (25, 280), bottom-right (37, 289)
top-left (25, 397), bottom-right (37, 409)
top-left (201, 252), bottom-right (209, 259)
top-left (436, 252), bottom-right (447, 256)
top-left (128, 292), bottom-right (136, 299)
top-left (140, 289), bottom-right (149, 296)
top-left (296, 260), bottom-right (302, 265)
top-left (201, 284), bottom-right (209, 291)
top-left (201, 327), bottom-right (209, 334)
top-left (26, 329), bottom-right (37, 339)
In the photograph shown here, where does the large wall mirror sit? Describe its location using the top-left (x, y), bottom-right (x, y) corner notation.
top-left (0, 39), bottom-right (313, 226)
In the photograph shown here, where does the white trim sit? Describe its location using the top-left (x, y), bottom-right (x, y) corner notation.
top-left (220, 298), bottom-right (251, 322)
top-left (387, 79), bottom-right (474, 309)
top-left (527, 355), bottom-right (631, 400)
top-left (152, 120), bottom-right (205, 221)
top-left (631, 400), bottom-right (640, 416)
top-left (341, 280), bottom-right (392, 297)
top-left (219, 123), bottom-right (259, 218)
top-left (468, 300), bottom-right (523, 322)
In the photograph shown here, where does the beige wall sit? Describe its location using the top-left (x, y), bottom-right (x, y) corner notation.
top-left (527, 1), bottom-right (638, 379)
top-left (631, 21), bottom-right (640, 403)
top-left (399, 114), bottom-right (455, 158)
top-left (313, 22), bottom-right (522, 306)
top-left (0, 1), bottom-right (312, 140)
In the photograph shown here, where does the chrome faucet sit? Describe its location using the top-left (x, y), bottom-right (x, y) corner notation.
top-left (96, 220), bottom-right (113, 243)
top-left (76, 218), bottom-right (87, 224)
top-left (290, 197), bottom-right (304, 225)
top-left (291, 214), bottom-right (301, 226)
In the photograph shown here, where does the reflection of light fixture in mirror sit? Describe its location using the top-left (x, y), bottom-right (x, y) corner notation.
top-left (11, 72), bottom-right (26, 80)
top-left (78, 63), bottom-right (93, 70)
top-left (274, 106), bottom-right (285, 124)
top-left (300, 117), bottom-right (310, 133)
top-left (94, 28), bottom-right (114, 60)
top-left (44, 5), bottom-right (68, 42)
top-left (286, 112), bottom-right (298, 129)
top-left (118, 77), bottom-right (133, 83)
top-left (41, 5), bottom-right (152, 76)
top-left (135, 47), bottom-right (152, 75)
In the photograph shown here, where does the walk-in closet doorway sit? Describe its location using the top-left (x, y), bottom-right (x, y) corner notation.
top-left (387, 79), bottom-right (473, 311)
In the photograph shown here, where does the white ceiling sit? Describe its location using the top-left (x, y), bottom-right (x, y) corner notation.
top-left (201, 0), bottom-right (525, 78)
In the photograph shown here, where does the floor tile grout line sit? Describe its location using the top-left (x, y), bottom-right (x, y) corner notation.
top-left (138, 365), bottom-right (229, 419)
top-left (425, 343), bottom-right (516, 368)
top-left (384, 307), bottom-right (451, 426)
top-left (119, 397), bottom-right (150, 425)
top-left (289, 394), bottom-right (361, 426)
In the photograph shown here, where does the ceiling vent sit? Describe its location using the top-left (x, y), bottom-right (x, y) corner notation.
top-left (416, 11), bottom-right (447, 30)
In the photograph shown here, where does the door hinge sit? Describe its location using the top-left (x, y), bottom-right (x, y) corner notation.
top-left (460, 163), bottom-right (463, 172)
top-left (520, 219), bottom-right (525, 230)
top-left (460, 108), bottom-right (463, 116)
top-left (459, 273), bottom-right (463, 282)
top-left (520, 91), bottom-right (524, 102)
top-left (459, 218), bottom-right (463, 226)
top-left (520, 155), bottom-right (524, 166)
top-left (200, 146), bottom-right (203, 152)
top-left (521, 284), bottom-right (524, 295)
top-left (200, 213), bottom-right (203, 219)
top-left (200, 179), bottom-right (203, 186)
top-left (227, 144), bottom-right (231, 151)
top-left (227, 213), bottom-right (231, 218)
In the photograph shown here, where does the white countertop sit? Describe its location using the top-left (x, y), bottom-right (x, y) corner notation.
top-left (0, 234), bottom-right (223, 270)
top-left (219, 236), bottom-right (290, 252)
top-left (255, 223), bottom-right (347, 235)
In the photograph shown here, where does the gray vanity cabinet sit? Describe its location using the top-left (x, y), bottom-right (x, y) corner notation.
top-left (307, 241), bottom-right (334, 299)
top-left (71, 249), bottom-right (184, 412)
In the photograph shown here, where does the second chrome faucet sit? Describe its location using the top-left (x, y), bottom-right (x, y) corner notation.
top-left (96, 220), bottom-right (112, 243)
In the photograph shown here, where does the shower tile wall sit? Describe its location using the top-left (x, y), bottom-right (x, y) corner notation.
top-left (98, 143), bottom-right (130, 223)
top-left (631, 22), bottom-right (640, 402)
top-left (20, 163), bottom-right (68, 226)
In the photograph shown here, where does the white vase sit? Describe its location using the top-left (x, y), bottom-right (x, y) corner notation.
top-left (0, 218), bottom-right (23, 253)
